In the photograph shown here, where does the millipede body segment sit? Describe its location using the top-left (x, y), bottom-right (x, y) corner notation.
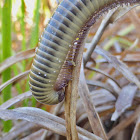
top-left (29, 0), bottom-right (140, 105)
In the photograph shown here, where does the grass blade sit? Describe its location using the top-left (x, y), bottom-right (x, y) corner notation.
top-left (2, 0), bottom-right (12, 132)
top-left (30, 0), bottom-right (40, 48)
top-left (0, 2), bottom-right (2, 63)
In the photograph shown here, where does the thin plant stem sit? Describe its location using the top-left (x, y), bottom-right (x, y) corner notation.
top-left (30, 0), bottom-right (40, 48)
top-left (2, 0), bottom-right (12, 132)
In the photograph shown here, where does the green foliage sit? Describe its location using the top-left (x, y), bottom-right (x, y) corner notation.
top-left (2, 0), bottom-right (12, 132)
top-left (30, 0), bottom-right (41, 48)
top-left (0, 0), bottom-right (50, 133)
top-left (0, 2), bottom-right (2, 63)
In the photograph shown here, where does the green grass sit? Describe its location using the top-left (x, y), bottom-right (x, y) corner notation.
top-left (0, 0), bottom-right (50, 132)
top-left (12, 0), bottom-right (26, 94)
top-left (2, 0), bottom-right (12, 132)
top-left (0, 2), bottom-right (2, 63)
top-left (21, 0), bottom-right (26, 70)
top-left (30, 0), bottom-right (41, 48)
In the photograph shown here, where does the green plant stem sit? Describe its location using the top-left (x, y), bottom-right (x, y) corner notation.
top-left (0, 2), bottom-right (2, 63)
top-left (21, 0), bottom-right (26, 70)
top-left (2, 0), bottom-right (12, 132)
top-left (30, 0), bottom-right (40, 48)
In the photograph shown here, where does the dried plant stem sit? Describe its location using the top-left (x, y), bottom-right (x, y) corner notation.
top-left (86, 67), bottom-right (121, 88)
top-left (129, 9), bottom-right (140, 38)
top-left (65, 43), bottom-right (84, 140)
top-left (84, 10), bottom-right (116, 65)
top-left (70, 80), bottom-right (79, 140)
top-left (70, 44), bottom-right (84, 140)
top-left (131, 117), bottom-right (140, 140)
top-left (41, 102), bottom-right (64, 140)
top-left (65, 83), bottom-right (72, 140)
top-left (79, 64), bottom-right (108, 140)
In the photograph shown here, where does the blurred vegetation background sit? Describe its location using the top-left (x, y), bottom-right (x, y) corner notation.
top-left (0, 0), bottom-right (58, 132)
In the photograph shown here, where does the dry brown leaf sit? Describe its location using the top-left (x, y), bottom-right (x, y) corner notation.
top-left (0, 91), bottom-right (32, 109)
top-left (131, 117), bottom-right (140, 140)
top-left (86, 67), bottom-right (121, 88)
top-left (90, 89), bottom-right (116, 106)
top-left (0, 49), bottom-right (35, 73)
top-left (108, 106), bottom-right (140, 139)
top-left (2, 122), bottom-right (41, 140)
top-left (110, 4), bottom-right (140, 23)
top-left (20, 129), bottom-right (46, 140)
top-left (0, 70), bottom-right (30, 92)
top-left (95, 47), bottom-right (140, 89)
top-left (79, 64), bottom-right (108, 140)
top-left (87, 80), bottom-right (118, 97)
top-left (129, 9), bottom-right (140, 37)
top-left (111, 84), bottom-right (137, 121)
top-left (76, 89), bottom-right (115, 121)
top-left (123, 52), bottom-right (140, 62)
top-left (0, 107), bottom-right (102, 140)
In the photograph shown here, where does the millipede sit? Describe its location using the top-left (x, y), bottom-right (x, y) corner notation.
top-left (29, 0), bottom-right (140, 105)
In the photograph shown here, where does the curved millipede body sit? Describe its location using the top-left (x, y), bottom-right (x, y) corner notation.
top-left (29, 0), bottom-right (140, 105)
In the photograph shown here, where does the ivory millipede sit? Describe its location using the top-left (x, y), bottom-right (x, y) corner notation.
top-left (29, 0), bottom-right (140, 105)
